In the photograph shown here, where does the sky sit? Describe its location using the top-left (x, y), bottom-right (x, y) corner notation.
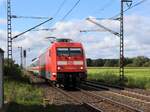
top-left (0, 0), bottom-right (150, 65)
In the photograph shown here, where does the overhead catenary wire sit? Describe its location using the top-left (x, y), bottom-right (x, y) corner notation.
top-left (33, 0), bottom-right (68, 32)
top-left (53, 0), bottom-right (67, 17)
top-left (45, 0), bottom-right (81, 32)
top-left (92, 0), bottom-right (147, 20)
top-left (110, 0), bottom-right (148, 19)
top-left (61, 0), bottom-right (81, 21)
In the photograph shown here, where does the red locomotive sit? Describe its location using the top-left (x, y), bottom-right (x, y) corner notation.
top-left (29, 38), bottom-right (87, 88)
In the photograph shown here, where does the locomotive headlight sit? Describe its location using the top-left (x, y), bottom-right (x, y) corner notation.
top-left (52, 73), bottom-right (56, 76)
top-left (52, 73), bottom-right (56, 77)
top-left (80, 66), bottom-right (83, 69)
top-left (57, 66), bottom-right (61, 70)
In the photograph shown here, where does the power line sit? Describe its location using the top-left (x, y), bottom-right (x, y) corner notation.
top-left (35, 0), bottom-right (67, 32)
top-left (93, 0), bottom-right (147, 20)
top-left (61, 0), bottom-right (81, 21)
top-left (53, 0), bottom-right (67, 17)
top-left (111, 0), bottom-right (147, 19)
top-left (48, 0), bottom-right (81, 32)
top-left (12, 18), bottom-right (53, 40)
top-left (40, 0), bottom-right (81, 32)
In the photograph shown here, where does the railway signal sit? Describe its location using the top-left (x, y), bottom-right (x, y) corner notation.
top-left (23, 50), bottom-right (26, 68)
top-left (18, 46), bottom-right (23, 68)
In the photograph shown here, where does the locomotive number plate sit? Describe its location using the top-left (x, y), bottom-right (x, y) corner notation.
top-left (67, 61), bottom-right (73, 65)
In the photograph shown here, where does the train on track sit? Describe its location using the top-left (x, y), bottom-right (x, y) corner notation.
top-left (29, 38), bottom-right (87, 88)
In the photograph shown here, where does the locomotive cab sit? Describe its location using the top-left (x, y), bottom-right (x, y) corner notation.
top-left (53, 38), bottom-right (87, 88)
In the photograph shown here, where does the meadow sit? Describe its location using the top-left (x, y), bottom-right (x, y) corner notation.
top-left (87, 67), bottom-right (150, 89)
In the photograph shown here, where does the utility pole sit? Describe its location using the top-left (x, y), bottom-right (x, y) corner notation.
top-left (18, 47), bottom-right (23, 68)
top-left (6, 0), bottom-right (53, 63)
top-left (7, 0), bottom-right (12, 63)
top-left (120, 0), bottom-right (132, 84)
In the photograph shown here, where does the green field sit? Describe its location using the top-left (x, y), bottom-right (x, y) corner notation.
top-left (87, 67), bottom-right (150, 89)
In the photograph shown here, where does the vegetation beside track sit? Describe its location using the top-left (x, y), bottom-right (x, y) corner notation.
top-left (87, 67), bottom-right (150, 89)
top-left (3, 59), bottom-right (56, 112)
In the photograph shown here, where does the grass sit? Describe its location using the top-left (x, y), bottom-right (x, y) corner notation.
top-left (4, 79), bottom-right (43, 105)
top-left (87, 67), bottom-right (150, 89)
top-left (4, 75), bottom-right (83, 112)
top-left (4, 72), bottom-right (60, 112)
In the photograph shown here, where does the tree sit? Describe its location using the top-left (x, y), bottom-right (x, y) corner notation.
top-left (132, 56), bottom-right (149, 67)
top-left (143, 61), bottom-right (150, 67)
top-left (86, 58), bottom-right (93, 66)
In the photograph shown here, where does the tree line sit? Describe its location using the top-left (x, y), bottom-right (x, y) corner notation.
top-left (86, 56), bottom-right (150, 67)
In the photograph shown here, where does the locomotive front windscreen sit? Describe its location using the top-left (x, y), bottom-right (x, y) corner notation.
top-left (70, 48), bottom-right (82, 55)
top-left (57, 48), bottom-right (82, 56)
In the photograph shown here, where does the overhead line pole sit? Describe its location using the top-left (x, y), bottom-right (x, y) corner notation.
top-left (120, 0), bottom-right (132, 84)
top-left (7, 0), bottom-right (12, 63)
top-left (120, 0), bottom-right (124, 83)
top-left (86, 0), bottom-right (132, 85)
top-left (7, 0), bottom-right (53, 64)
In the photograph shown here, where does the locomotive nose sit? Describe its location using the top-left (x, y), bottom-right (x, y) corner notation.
top-left (57, 60), bottom-right (85, 72)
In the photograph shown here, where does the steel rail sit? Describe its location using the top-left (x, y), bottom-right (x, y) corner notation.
top-left (83, 80), bottom-right (150, 103)
top-left (53, 87), bottom-right (103, 112)
top-left (81, 83), bottom-right (144, 112)
top-left (83, 80), bottom-right (124, 89)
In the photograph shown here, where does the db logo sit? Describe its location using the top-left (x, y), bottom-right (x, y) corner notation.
top-left (67, 61), bottom-right (73, 65)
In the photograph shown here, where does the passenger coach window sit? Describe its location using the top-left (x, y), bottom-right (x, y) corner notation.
top-left (57, 48), bottom-right (69, 56)
top-left (70, 48), bottom-right (82, 55)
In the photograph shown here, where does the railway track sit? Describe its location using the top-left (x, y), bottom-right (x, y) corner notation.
top-left (53, 87), bottom-right (103, 112)
top-left (28, 72), bottom-right (149, 112)
top-left (83, 80), bottom-right (150, 103)
top-left (82, 80), bottom-right (150, 112)
top-left (63, 88), bottom-right (142, 112)
top-left (42, 84), bottom-right (103, 112)
top-left (43, 84), bottom-right (140, 112)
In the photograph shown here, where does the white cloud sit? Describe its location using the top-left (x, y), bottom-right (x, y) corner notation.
top-left (0, 15), bottom-right (150, 65)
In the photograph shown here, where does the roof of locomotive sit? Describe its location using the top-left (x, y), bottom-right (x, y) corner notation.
top-left (52, 38), bottom-right (83, 47)
top-left (38, 38), bottom-right (83, 58)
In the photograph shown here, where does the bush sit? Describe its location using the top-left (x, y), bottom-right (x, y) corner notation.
top-left (4, 59), bottom-right (22, 77)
